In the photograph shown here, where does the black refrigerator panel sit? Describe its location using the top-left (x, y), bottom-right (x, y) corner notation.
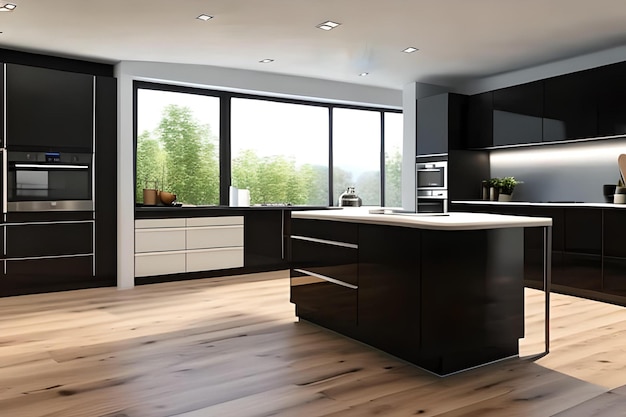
top-left (6, 63), bottom-right (94, 151)
top-left (0, 64), bottom-right (4, 148)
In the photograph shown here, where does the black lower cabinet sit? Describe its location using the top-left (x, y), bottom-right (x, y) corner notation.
top-left (6, 221), bottom-right (93, 257)
top-left (290, 270), bottom-right (357, 332)
top-left (2, 256), bottom-right (95, 296)
top-left (418, 227), bottom-right (524, 375)
top-left (357, 225), bottom-right (421, 362)
top-left (291, 218), bottom-right (526, 376)
top-left (603, 210), bottom-right (626, 296)
top-left (244, 210), bottom-right (288, 270)
top-left (290, 220), bottom-right (358, 334)
top-left (1, 219), bottom-right (98, 297)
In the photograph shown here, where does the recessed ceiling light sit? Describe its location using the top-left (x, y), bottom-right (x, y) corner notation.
top-left (316, 21), bottom-right (341, 31)
top-left (0, 3), bottom-right (17, 11)
top-left (196, 14), bottom-right (213, 21)
top-left (359, 72), bottom-right (369, 77)
top-left (402, 47), bottom-right (419, 53)
top-left (259, 59), bottom-right (274, 63)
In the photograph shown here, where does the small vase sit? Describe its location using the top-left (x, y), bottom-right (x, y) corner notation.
top-left (489, 187), bottom-right (499, 201)
top-left (498, 193), bottom-right (512, 202)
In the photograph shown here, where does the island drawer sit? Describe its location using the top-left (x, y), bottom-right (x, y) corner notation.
top-left (291, 219), bottom-right (358, 244)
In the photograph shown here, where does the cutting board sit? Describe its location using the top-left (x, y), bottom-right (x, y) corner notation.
top-left (620, 154), bottom-right (626, 184)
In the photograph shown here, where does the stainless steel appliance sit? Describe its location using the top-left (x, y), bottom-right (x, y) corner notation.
top-left (6, 151), bottom-right (94, 212)
top-left (416, 161), bottom-right (447, 213)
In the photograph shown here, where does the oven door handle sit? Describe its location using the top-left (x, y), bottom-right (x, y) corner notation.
top-left (13, 164), bottom-right (89, 169)
top-left (417, 168), bottom-right (441, 172)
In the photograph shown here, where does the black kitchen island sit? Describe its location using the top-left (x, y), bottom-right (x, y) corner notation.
top-left (290, 208), bottom-right (552, 376)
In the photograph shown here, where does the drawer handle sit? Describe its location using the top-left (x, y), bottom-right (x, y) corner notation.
top-left (293, 268), bottom-right (357, 290)
top-left (291, 235), bottom-right (357, 249)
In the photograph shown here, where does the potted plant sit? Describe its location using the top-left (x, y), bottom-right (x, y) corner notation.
top-left (498, 176), bottom-right (522, 201)
top-left (488, 177), bottom-right (501, 201)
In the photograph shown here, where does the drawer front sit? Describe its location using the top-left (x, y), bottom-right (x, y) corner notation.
top-left (290, 270), bottom-right (357, 329)
top-left (186, 216), bottom-right (243, 227)
top-left (5, 255), bottom-right (94, 279)
top-left (6, 222), bottom-right (93, 258)
top-left (135, 252), bottom-right (186, 277)
top-left (135, 218), bottom-right (186, 229)
top-left (186, 225), bottom-right (243, 250)
top-left (291, 237), bottom-right (358, 286)
top-left (135, 228), bottom-right (186, 253)
top-left (292, 218), bottom-right (358, 244)
top-left (186, 247), bottom-right (244, 272)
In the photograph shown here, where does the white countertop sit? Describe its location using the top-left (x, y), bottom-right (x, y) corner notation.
top-left (292, 208), bottom-right (552, 231)
top-left (453, 200), bottom-right (626, 208)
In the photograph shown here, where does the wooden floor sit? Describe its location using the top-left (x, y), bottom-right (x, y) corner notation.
top-left (2, 271), bottom-right (626, 416)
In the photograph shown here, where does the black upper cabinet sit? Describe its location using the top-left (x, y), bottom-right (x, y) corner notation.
top-left (597, 61), bottom-right (626, 137)
top-left (467, 92), bottom-right (493, 149)
top-left (543, 70), bottom-right (598, 142)
top-left (416, 93), bottom-right (467, 155)
top-left (6, 63), bottom-right (94, 151)
top-left (492, 81), bottom-right (543, 146)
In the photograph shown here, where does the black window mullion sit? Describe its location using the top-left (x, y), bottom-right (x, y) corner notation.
top-left (380, 111), bottom-right (385, 207)
top-left (328, 107), bottom-right (334, 206)
top-left (220, 95), bottom-right (231, 205)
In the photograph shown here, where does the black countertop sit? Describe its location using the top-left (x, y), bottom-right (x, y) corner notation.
top-left (135, 204), bottom-right (336, 218)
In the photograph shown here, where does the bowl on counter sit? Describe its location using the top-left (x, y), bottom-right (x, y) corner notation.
top-left (159, 191), bottom-right (177, 206)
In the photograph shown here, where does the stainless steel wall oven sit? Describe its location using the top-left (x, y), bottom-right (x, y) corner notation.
top-left (6, 151), bottom-right (94, 212)
top-left (416, 160), bottom-right (448, 213)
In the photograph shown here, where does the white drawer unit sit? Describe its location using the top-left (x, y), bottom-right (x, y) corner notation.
top-left (135, 227), bottom-right (186, 253)
top-left (135, 218), bottom-right (186, 229)
top-left (135, 252), bottom-right (186, 277)
top-left (186, 225), bottom-right (244, 249)
top-left (134, 216), bottom-right (244, 277)
top-left (186, 247), bottom-right (244, 273)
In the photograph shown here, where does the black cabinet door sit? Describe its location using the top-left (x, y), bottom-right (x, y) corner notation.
top-left (543, 70), bottom-right (598, 142)
top-left (290, 218), bottom-right (358, 332)
top-left (492, 81), bottom-right (543, 146)
top-left (357, 224), bottom-right (421, 362)
top-left (6, 221), bottom-right (93, 258)
top-left (416, 93), bottom-right (449, 155)
top-left (94, 76), bottom-right (117, 281)
top-left (2, 255), bottom-right (94, 296)
top-left (603, 209), bottom-right (626, 293)
top-left (597, 61), bottom-right (626, 137)
top-left (244, 210), bottom-right (287, 268)
top-left (416, 93), bottom-right (467, 155)
top-left (559, 208), bottom-right (602, 291)
top-left (467, 92), bottom-right (493, 149)
top-left (6, 64), bottom-right (94, 151)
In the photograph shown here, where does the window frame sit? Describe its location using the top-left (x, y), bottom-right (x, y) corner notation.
top-left (133, 80), bottom-right (402, 206)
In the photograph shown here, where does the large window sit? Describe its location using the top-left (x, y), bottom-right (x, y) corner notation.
top-left (384, 112), bottom-right (403, 207)
top-left (231, 98), bottom-right (329, 205)
top-left (332, 108), bottom-right (381, 206)
top-left (135, 82), bottom-right (402, 207)
top-left (136, 88), bottom-right (220, 205)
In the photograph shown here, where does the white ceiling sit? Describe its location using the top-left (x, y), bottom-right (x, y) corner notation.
top-left (2, 0), bottom-right (626, 90)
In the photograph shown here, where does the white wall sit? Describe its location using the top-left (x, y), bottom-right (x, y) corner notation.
top-left (115, 60), bottom-right (402, 289)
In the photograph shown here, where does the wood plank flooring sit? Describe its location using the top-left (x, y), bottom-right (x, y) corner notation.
top-left (2, 270), bottom-right (626, 416)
